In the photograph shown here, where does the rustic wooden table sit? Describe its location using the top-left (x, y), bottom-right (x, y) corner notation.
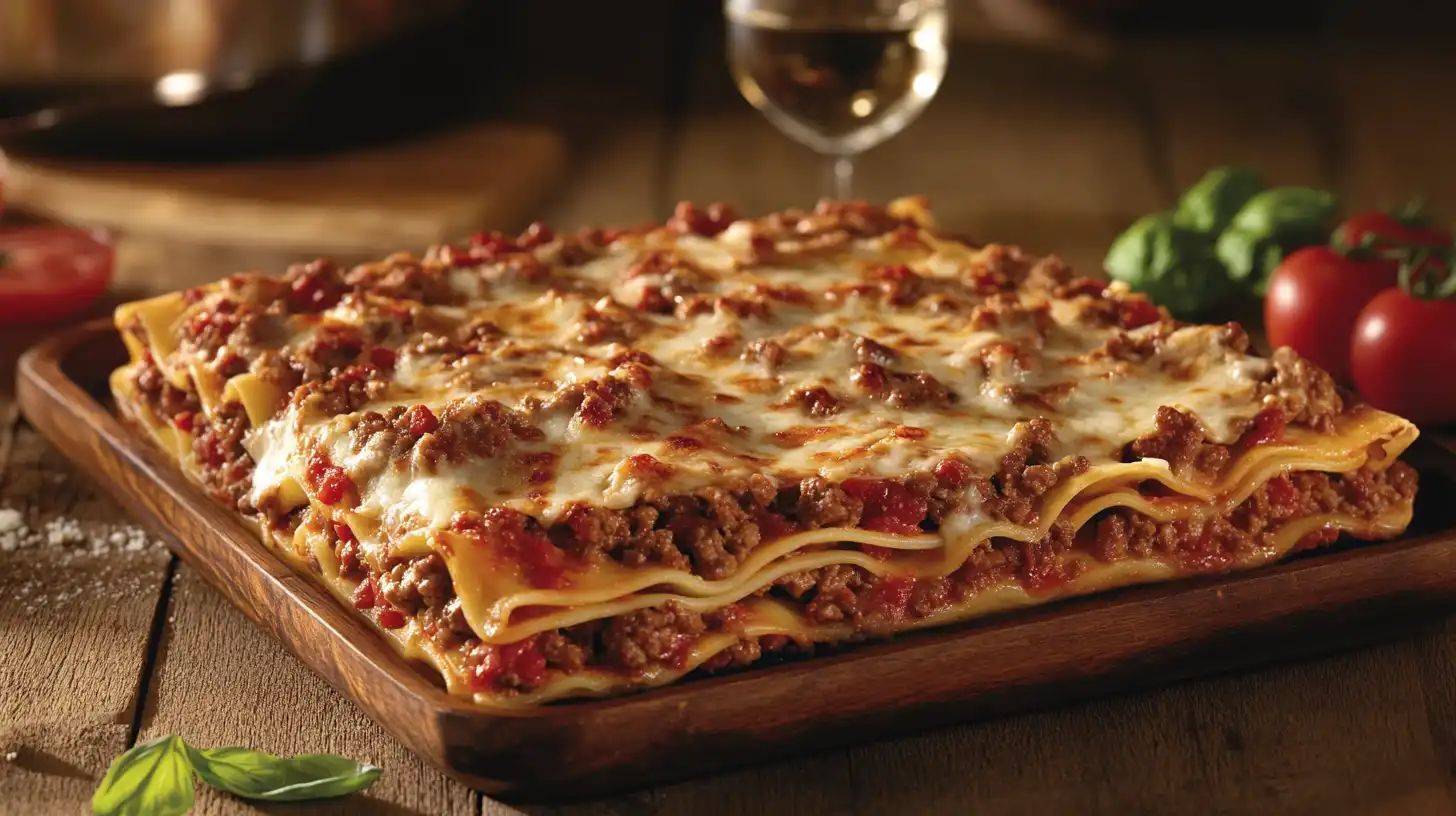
top-left (5, 3), bottom-right (1456, 813)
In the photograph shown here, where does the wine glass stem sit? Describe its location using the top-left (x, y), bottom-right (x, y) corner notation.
top-left (829, 154), bottom-right (854, 200)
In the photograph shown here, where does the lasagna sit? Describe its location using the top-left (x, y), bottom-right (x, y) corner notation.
top-left (110, 198), bottom-right (1420, 707)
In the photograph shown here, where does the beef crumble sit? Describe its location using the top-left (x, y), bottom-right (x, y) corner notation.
top-left (192, 401), bottom-right (256, 514)
top-left (130, 354), bottom-right (201, 421)
top-left (1127, 406), bottom-right (1232, 480)
top-left (1258, 347), bottom-right (1344, 432)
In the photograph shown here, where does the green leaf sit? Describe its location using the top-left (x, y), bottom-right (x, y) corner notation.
top-left (91, 735), bottom-right (196, 816)
top-left (1173, 166), bottom-right (1266, 234)
top-left (1105, 212), bottom-right (1170, 284)
top-left (1225, 187), bottom-right (1335, 236)
top-left (1215, 187), bottom-right (1336, 293)
top-left (189, 746), bottom-right (382, 802)
top-left (1105, 212), bottom-right (1236, 319)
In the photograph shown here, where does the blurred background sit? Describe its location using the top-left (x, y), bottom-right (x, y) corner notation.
top-left (0, 0), bottom-right (1451, 309)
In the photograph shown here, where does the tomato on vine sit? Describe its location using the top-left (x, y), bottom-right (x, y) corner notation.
top-left (1350, 246), bottom-right (1456, 426)
top-left (1264, 246), bottom-right (1396, 383)
top-left (1265, 204), bottom-right (1453, 385)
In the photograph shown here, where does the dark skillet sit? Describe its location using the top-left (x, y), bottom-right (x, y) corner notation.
top-left (0, 7), bottom-right (492, 163)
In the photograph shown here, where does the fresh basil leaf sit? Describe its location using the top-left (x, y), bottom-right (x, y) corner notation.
top-left (91, 735), bottom-right (196, 816)
top-left (1216, 187), bottom-right (1336, 293)
top-left (190, 746), bottom-right (381, 802)
top-left (1173, 166), bottom-right (1266, 234)
top-left (1214, 227), bottom-right (1258, 282)
top-left (1105, 212), bottom-right (1235, 319)
top-left (1225, 187), bottom-right (1335, 235)
top-left (1105, 212), bottom-right (1168, 283)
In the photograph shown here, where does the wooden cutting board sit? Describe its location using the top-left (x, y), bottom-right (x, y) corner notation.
top-left (2, 124), bottom-right (567, 255)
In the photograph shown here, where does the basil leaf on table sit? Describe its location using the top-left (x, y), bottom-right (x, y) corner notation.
top-left (1173, 166), bottom-right (1266, 234)
top-left (189, 746), bottom-right (382, 802)
top-left (1105, 212), bottom-right (1235, 319)
top-left (92, 734), bottom-right (382, 814)
top-left (1216, 187), bottom-right (1336, 294)
top-left (91, 736), bottom-right (195, 816)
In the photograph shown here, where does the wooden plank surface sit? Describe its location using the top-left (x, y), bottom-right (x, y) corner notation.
top-left (5, 6), bottom-right (1456, 814)
top-left (0, 418), bottom-right (172, 813)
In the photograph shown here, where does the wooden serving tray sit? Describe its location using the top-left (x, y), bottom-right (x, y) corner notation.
top-left (18, 321), bottom-right (1456, 801)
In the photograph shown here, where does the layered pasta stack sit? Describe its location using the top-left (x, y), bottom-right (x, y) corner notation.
top-left (112, 198), bottom-right (1419, 705)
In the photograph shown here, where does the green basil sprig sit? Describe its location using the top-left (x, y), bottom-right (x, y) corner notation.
top-left (1106, 166), bottom-right (1337, 314)
top-left (1105, 213), bottom-right (1234, 319)
top-left (1215, 187), bottom-right (1336, 295)
top-left (92, 735), bottom-right (381, 816)
top-left (1173, 166), bottom-right (1266, 234)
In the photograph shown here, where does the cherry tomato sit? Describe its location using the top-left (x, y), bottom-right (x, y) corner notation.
top-left (1351, 288), bottom-right (1456, 426)
top-left (0, 227), bottom-right (115, 325)
top-left (1264, 246), bottom-right (1396, 383)
top-left (1333, 209), bottom-right (1452, 253)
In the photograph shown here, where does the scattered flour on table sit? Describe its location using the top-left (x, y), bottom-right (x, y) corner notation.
top-left (0, 506), bottom-right (157, 555)
top-left (1, 433), bottom-right (170, 614)
top-left (1, 502), bottom-right (167, 615)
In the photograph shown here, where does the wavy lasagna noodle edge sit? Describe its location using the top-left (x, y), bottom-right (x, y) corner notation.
top-left (260, 406), bottom-right (1418, 645)
top-left (287, 492), bottom-right (1412, 708)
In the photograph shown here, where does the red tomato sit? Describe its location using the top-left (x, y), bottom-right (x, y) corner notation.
top-left (1264, 246), bottom-right (1396, 383)
top-left (0, 227), bottom-right (115, 325)
top-left (1333, 209), bottom-right (1452, 253)
top-left (1351, 288), bottom-right (1456, 426)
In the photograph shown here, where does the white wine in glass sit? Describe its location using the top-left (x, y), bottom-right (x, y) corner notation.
top-left (726, 0), bottom-right (949, 200)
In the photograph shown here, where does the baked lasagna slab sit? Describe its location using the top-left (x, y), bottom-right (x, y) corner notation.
top-left (111, 198), bottom-right (1419, 706)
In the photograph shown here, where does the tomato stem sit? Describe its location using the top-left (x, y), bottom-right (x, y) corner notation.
top-left (1396, 244), bottom-right (1456, 300)
top-left (1335, 231), bottom-right (1383, 259)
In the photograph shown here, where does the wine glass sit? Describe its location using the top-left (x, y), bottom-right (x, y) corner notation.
top-left (725, 0), bottom-right (949, 201)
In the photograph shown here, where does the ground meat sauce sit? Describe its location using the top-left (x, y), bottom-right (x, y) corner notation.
top-left (1127, 406), bottom-right (1233, 480)
top-left (293, 364), bottom-right (389, 417)
top-left (365, 461), bottom-right (1414, 695)
top-left (191, 402), bottom-right (256, 513)
top-left (416, 401), bottom-right (544, 469)
top-left (130, 354), bottom-right (201, 422)
top-left (1258, 347), bottom-right (1345, 432)
top-left (128, 357), bottom-right (270, 519)
top-left (850, 363), bottom-right (955, 409)
top-left (533, 420), bottom-right (1086, 579)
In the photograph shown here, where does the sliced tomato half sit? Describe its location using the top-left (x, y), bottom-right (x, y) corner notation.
top-left (0, 227), bottom-right (115, 325)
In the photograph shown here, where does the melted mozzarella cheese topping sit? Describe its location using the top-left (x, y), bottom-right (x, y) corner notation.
top-left (235, 231), bottom-right (1274, 529)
